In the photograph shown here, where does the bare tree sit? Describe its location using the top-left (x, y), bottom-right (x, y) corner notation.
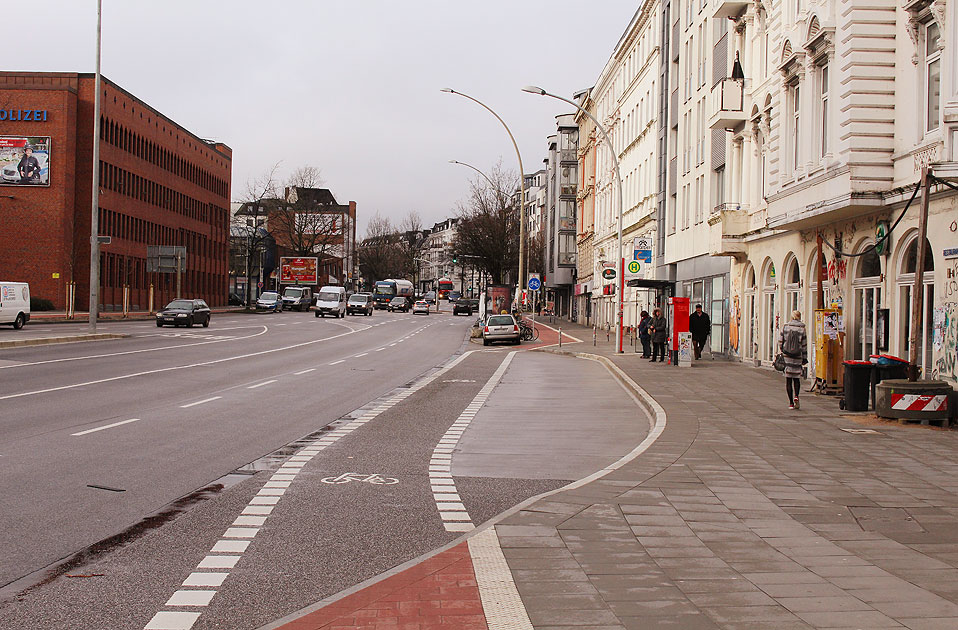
top-left (231, 164), bottom-right (281, 307)
top-left (451, 165), bottom-right (520, 285)
top-left (286, 165), bottom-right (324, 189)
top-left (397, 210), bottom-right (428, 284)
top-left (358, 213), bottom-right (402, 288)
top-left (269, 189), bottom-right (343, 260)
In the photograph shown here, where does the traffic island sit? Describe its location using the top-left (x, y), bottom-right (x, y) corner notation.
top-left (875, 379), bottom-right (953, 426)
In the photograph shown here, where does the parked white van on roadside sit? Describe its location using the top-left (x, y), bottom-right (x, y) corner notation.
top-left (0, 282), bottom-right (31, 329)
top-left (313, 286), bottom-right (347, 318)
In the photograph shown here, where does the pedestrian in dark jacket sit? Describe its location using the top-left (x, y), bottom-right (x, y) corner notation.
top-left (638, 310), bottom-right (651, 358)
top-left (649, 308), bottom-right (668, 363)
top-left (779, 309), bottom-right (808, 409)
top-left (689, 303), bottom-right (711, 360)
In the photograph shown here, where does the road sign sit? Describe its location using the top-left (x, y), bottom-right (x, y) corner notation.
top-left (528, 276), bottom-right (541, 291)
top-left (51, 272), bottom-right (60, 279)
top-left (602, 268), bottom-right (616, 280)
top-left (257, 281), bottom-right (264, 289)
top-left (627, 261), bottom-right (641, 275)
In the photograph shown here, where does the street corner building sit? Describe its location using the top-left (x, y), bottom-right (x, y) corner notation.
top-left (0, 72), bottom-right (232, 311)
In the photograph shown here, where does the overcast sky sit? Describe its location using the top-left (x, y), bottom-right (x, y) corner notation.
top-left (26, 1), bottom-right (637, 235)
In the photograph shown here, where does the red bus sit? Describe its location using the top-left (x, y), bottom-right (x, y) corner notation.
top-left (437, 278), bottom-right (454, 300)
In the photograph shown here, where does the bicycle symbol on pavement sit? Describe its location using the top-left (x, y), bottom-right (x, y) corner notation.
top-left (321, 472), bottom-right (399, 485)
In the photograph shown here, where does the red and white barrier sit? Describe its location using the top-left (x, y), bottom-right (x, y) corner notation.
top-left (890, 393), bottom-right (949, 412)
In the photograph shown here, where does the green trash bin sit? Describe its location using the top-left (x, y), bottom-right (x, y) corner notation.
top-left (843, 360), bottom-right (873, 412)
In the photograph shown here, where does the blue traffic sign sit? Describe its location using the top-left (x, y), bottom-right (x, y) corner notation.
top-left (527, 277), bottom-right (541, 291)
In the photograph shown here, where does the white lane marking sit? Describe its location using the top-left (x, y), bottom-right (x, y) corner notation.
top-left (329, 360), bottom-right (345, 365)
top-left (180, 397), bottom-right (221, 408)
top-left (165, 591), bottom-right (215, 607)
top-left (294, 368), bottom-right (315, 375)
top-left (375, 348), bottom-right (385, 352)
top-left (431, 351), bottom-right (517, 532)
top-left (0, 327), bottom-right (365, 401)
top-left (71, 418), bottom-right (139, 436)
top-left (247, 380), bottom-right (277, 389)
top-left (355, 353), bottom-right (368, 357)
top-left (470, 528), bottom-right (534, 629)
top-left (0, 326), bottom-right (270, 371)
top-left (146, 350), bottom-right (477, 630)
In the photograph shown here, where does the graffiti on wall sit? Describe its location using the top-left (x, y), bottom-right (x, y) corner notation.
top-left (932, 301), bottom-right (958, 382)
top-left (827, 259), bottom-right (847, 283)
top-left (944, 259), bottom-right (958, 300)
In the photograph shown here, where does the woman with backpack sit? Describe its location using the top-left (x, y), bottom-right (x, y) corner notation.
top-left (779, 309), bottom-right (808, 409)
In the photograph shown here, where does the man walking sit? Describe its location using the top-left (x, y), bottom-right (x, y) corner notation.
top-left (689, 303), bottom-right (711, 360)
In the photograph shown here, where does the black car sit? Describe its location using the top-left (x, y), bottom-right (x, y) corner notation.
top-left (228, 292), bottom-right (243, 306)
top-left (156, 299), bottom-right (211, 328)
top-left (453, 298), bottom-right (478, 316)
top-left (387, 297), bottom-right (409, 312)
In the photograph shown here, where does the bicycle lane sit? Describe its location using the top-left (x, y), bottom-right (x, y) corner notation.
top-left (143, 348), bottom-right (566, 630)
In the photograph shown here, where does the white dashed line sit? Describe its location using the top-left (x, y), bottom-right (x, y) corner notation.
top-left (355, 353), bottom-right (368, 357)
top-left (145, 350), bottom-right (476, 630)
top-left (294, 368), bottom-right (315, 375)
top-left (430, 351), bottom-right (516, 532)
top-left (71, 418), bottom-right (139, 436)
top-left (329, 360), bottom-right (345, 365)
top-left (247, 380), bottom-right (277, 389)
top-left (180, 397), bottom-right (221, 408)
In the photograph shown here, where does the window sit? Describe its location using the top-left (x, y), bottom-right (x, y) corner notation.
top-left (558, 233), bottom-right (576, 266)
top-left (560, 165), bottom-right (577, 196)
top-left (819, 63), bottom-right (829, 156)
top-left (925, 22), bottom-right (941, 132)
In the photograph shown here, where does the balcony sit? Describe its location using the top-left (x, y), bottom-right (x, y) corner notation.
top-left (712, 0), bottom-right (749, 19)
top-left (708, 202), bottom-right (749, 259)
top-left (708, 78), bottom-right (746, 130)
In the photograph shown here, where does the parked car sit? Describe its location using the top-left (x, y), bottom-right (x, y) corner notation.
top-left (447, 291), bottom-right (461, 302)
top-left (282, 286), bottom-right (313, 311)
top-left (482, 314), bottom-right (520, 346)
top-left (388, 297), bottom-right (409, 312)
top-left (412, 300), bottom-right (430, 315)
top-left (0, 281), bottom-right (30, 329)
top-left (228, 292), bottom-right (243, 306)
top-left (314, 286), bottom-right (347, 318)
top-left (256, 291), bottom-right (283, 312)
top-left (423, 291), bottom-right (436, 304)
top-left (347, 293), bottom-right (374, 316)
top-left (453, 298), bottom-right (478, 316)
top-left (156, 299), bottom-right (211, 328)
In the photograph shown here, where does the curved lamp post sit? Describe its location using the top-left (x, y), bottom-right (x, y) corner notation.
top-left (522, 85), bottom-right (625, 354)
top-left (441, 89), bottom-right (526, 307)
top-left (448, 159), bottom-right (496, 188)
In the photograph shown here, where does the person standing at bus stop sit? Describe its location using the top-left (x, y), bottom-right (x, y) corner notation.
top-left (649, 308), bottom-right (668, 363)
top-left (689, 303), bottom-right (711, 360)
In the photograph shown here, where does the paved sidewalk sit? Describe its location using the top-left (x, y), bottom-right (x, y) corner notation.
top-left (264, 318), bottom-right (958, 630)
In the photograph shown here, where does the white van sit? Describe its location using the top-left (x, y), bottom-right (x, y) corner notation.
top-left (0, 282), bottom-right (31, 329)
top-left (313, 286), bottom-right (346, 318)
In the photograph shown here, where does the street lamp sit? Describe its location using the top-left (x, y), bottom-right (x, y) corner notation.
top-left (448, 160), bottom-right (496, 188)
top-left (441, 88), bottom-right (526, 309)
top-left (89, 0), bottom-right (104, 332)
top-left (522, 85), bottom-right (625, 354)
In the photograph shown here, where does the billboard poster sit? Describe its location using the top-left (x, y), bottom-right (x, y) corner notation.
top-left (279, 257), bottom-right (318, 284)
top-left (0, 136), bottom-right (50, 186)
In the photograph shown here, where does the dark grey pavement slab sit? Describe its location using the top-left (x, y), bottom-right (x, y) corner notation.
top-left (494, 320), bottom-right (958, 629)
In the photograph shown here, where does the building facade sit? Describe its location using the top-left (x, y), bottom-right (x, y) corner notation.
top-left (542, 115), bottom-right (579, 317)
top-left (0, 72), bottom-right (232, 310)
top-left (708, 0), bottom-right (958, 386)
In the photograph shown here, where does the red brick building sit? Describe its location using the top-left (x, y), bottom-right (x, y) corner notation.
top-left (0, 72), bottom-right (231, 310)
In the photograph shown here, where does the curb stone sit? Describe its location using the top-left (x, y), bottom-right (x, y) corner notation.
top-left (0, 333), bottom-right (128, 350)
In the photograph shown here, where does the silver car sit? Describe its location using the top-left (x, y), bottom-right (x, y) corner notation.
top-left (482, 314), bottom-right (520, 346)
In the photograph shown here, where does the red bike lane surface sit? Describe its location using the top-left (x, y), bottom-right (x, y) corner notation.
top-left (273, 542), bottom-right (486, 630)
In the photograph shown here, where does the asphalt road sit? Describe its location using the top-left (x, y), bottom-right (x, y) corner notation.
top-left (0, 310), bottom-right (649, 630)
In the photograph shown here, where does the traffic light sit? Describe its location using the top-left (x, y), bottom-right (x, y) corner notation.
top-left (452, 254), bottom-right (459, 264)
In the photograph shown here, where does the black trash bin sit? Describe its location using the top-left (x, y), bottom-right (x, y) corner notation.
top-left (843, 360), bottom-right (873, 412)
top-left (869, 356), bottom-right (910, 411)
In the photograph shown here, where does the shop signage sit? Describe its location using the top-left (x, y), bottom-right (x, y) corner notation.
top-left (279, 257), bottom-right (318, 284)
top-left (944, 247), bottom-right (958, 260)
top-left (602, 268), bottom-right (616, 280)
top-left (875, 221), bottom-right (889, 255)
top-left (0, 109), bottom-right (48, 122)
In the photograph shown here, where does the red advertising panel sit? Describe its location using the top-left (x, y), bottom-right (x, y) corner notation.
top-left (279, 257), bottom-right (318, 284)
top-left (669, 296), bottom-right (690, 351)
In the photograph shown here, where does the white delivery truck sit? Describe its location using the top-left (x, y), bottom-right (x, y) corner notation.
top-left (0, 282), bottom-right (31, 329)
top-left (313, 286), bottom-right (347, 318)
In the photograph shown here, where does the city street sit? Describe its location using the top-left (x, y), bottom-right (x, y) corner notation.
top-left (0, 313), bottom-right (646, 629)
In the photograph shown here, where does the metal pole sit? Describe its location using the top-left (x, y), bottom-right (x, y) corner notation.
top-left (908, 166), bottom-right (931, 381)
top-left (441, 90), bottom-right (526, 305)
top-left (176, 250), bottom-right (182, 299)
top-left (449, 160), bottom-right (496, 188)
top-left (88, 0), bottom-right (103, 332)
top-left (816, 233), bottom-right (824, 309)
top-left (522, 87), bottom-right (624, 353)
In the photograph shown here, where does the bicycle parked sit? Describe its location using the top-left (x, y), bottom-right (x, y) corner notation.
top-left (518, 320), bottom-right (539, 341)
